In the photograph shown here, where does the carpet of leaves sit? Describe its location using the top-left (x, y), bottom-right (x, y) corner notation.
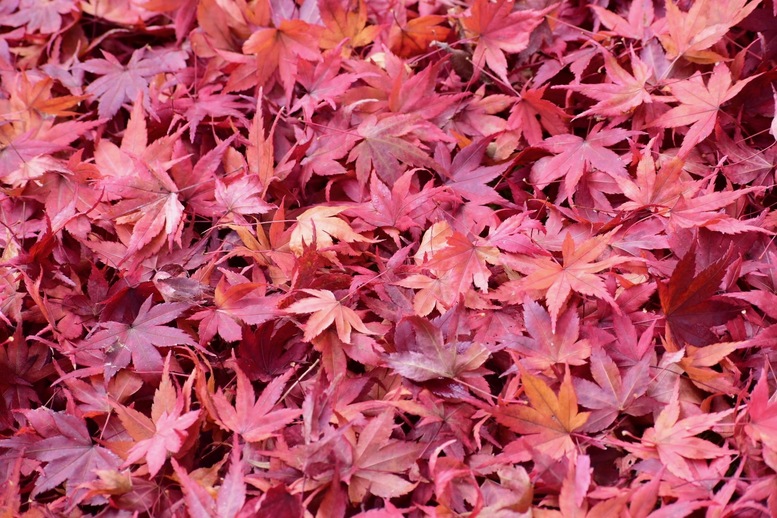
top-left (1, 0), bottom-right (777, 515)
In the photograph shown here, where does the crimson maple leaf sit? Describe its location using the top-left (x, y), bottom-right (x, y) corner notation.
top-left (2, 408), bottom-right (121, 499)
top-left (240, 18), bottom-right (322, 93)
top-left (213, 174), bottom-right (273, 222)
top-left (651, 64), bottom-right (758, 157)
top-left (319, 0), bottom-right (379, 56)
top-left (172, 443), bottom-right (246, 518)
top-left (290, 51), bottom-right (361, 120)
top-left (437, 138), bottom-right (511, 205)
top-left (389, 14), bottom-right (452, 58)
top-left (385, 316), bottom-right (490, 389)
top-left (744, 366), bottom-right (777, 470)
top-left (460, 0), bottom-right (552, 83)
top-left (559, 49), bottom-right (655, 117)
top-left (424, 231), bottom-right (501, 296)
top-left (658, 243), bottom-right (739, 347)
top-left (504, 84), bottom-right (569, 146)
top-left (590, 0), bottom-right (656, 41)
top-left (212, 367), bottom-right (301, 442)
top-left (4, 0), bottom-right (77, 34)
top-left (344, 410), bottom-right (423, 502)
top-left (289, 206), bottom-right (374, 258)
top-left (615, 150), bottom-right (686, 212)
top-left (347, 171), bottom-right (451, 244)
top-left (84, 296), bottom-right (199, 377)
top-left (173, 85), bottom-right (250, 142)
top-left (80, 48), bottom-right (187, 118)
top-left (659, 0), bottom-right (760, 63)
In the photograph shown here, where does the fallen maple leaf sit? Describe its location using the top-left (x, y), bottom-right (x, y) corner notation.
top-left (7, 408), bottom-right (122, 498)
top-left (558, 48), bottom-right (655, 117)
top-left (389, 14), bottom-right (452, 58)
top-left (287, 289), bottom-right (375, 344)
top-left (625, 382), bottom-right (732, 481)
top-left (114, 364), bottom-right (200, 477)
top-left (212, 367), bottom-right (301, 442)
top-left (530, 125), bottom-right (636, 201)
top-left (651, 64), bottom-right (759, 157)
top-left (319, 0), bottom-right (380, 55)
top-left (241, 19), bottom-right (322, 93)
top-left (81, 48), bottom-right (187, 118)
top-left (658, 243), bottom-right (739, 347)
top-left (347, 114), bottom-right (445, 185)
top-left (573, 348), bottom-right (654, 432)
top-left (345, 409), bottom-right (423, 502)
top-left (509, 299), bottom-right (592, 372)
top-left (424, 231), bottom-right (500, 295)
top-left (659, 0), bottom-right (760, 63)
top-left (503, 229), bottom-right (634, 332)
top-left (385, 316), bottom-right (490, 385)
top-left (289, 206), bottom-right (373, 258)
top-left (460, 0), bottom-right (552, 83)
top-left (495, 367), bottom-right (589, 459)
top-left (84, 296), bottom-right (199, 377)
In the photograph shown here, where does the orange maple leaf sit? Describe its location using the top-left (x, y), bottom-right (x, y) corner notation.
top-left (320, 0), bottom-right (380, 56)
top-left (389, 15), bottom-right (452, 58)
top-left (495, 367), bottom-right (589, 459)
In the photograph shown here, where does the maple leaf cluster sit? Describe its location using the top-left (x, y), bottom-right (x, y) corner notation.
top-left (1, 0), bottom-right (777, 515)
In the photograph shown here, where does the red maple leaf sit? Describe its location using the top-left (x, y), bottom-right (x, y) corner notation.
top-left (559, 49), bottom-right (656, 117)
top-left (3, 408), bottom-right (121, 499)
top-left (460, 0), bottom-right (552, 83)
top-left (424, 231), bottom-right (500, 296)
top-left (4, 0), bottom-right (77, 33)
top-left (241, 18), bottom-right (322, 93)
top-left (287, 289), bottom-right (374, 344)
top-left (504, 84), bottom-right (569, 146)
top-left (212, 367), bottom-right (300, 442)
top-left (84, 296), bottom-right (198, 377)
top-left (622, 382), bottom-right (732, 481)
top-left (437, 138), bottom-right (511, 205)
top-left (113, 364), bottom-right (200, 477)
top-left (80, 48), bottom-right (187, 118)
top-left (343, 409), bottom-right (423, 502)
top-left (190, 280), bottom-right (282, 344)
top-left (509, 299), bottom-right (591, 372)
top-left (658, 243), bottom-right (739, 347)
top-left (744, 366), bottom-right (777, 469)
top-left (389, 14), bottom-right (452, 58)
top-left (651, 64), bottom-right (758, 157)
top-left (530, 125), bottom-right (636, 201)
top-left (573, 348), bottom-right (654, 432)
top-left (172, 442), bottom-right (246, 518)
top-left (348, 114), bottom-right (446, 185)
top-left (385, 316), bottom-right (490, 390)
top-left (501, 229), bottom-right (634, 332)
